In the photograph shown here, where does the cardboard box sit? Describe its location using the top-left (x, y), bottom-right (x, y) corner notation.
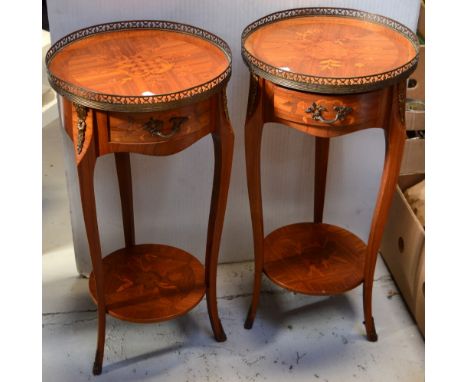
top-left (417, 0), bottom-right (425, 40)
top-left (400, 137), bottom-right (425, 175)
top-left (414, 246), bottom-right (425, 336)
top-left (405, 99), bottom-right (425, 132)
top-left (380, 174), bottom-right (425, 335)
top-left (405, 44), bottom-right (424, 134)
top-left (392, 35), bottom-right (425, 330)
top-left (407, 45), bottom-right (425, 102)
top-left (401, 44), bottom-right (425, 176)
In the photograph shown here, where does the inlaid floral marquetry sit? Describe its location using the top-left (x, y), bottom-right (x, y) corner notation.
top-left (242, 8), bottom-right (416, 344)
top-left (263, 223), bottom-right (367, 295)
top-left (46, 21), bottom-right (232, 112)
top-left (242, 8), bottom-right (419, 94)
top-left (47, 20), bottom-right (234, 375)
top-left (89, 244), bottom-right (206, 323)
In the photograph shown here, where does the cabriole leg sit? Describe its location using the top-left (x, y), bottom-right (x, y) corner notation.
top-left (244, 75), bottom-right (265, 329)
top-left (363, 82), bottom-right (407, 341)
top-left (205, 90), bottom-right (234, 342)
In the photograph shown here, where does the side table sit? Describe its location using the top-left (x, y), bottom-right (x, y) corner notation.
top-left (46, 21), bottom-right (234, 375)
top-left (241, 8), bottom-right (419, 340)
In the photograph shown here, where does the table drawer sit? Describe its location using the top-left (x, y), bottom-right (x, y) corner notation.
top-left (273, 85), bottom-right (388, 130)
top-left (108, 99), bottom-right (211, 144)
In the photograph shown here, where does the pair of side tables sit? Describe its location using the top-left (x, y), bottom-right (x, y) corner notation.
top-left (46, 8), bottom-right (419, 375)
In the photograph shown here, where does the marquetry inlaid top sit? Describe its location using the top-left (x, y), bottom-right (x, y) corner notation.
top-left (242, 8), bottom-right (419, 94)
top-left (46, 21), bottom-right (232, 111)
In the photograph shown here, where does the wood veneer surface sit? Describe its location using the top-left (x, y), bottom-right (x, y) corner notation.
top-left (244, 16), bottom-right (417, 79)
top-left (263, 223), bottom-right (366, 295)
top-left (89, 244), bottom-right (205, 323)
top-left (48, 29), bottom-right (229, 96)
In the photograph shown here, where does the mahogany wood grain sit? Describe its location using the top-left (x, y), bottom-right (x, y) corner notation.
top-left (108, 98), bottom-right (211, 144)
top-left (244, 16), bottom-right (416, 80)
top-left (114, 152), bottom-right (135, 248)
top-left (204, 90), bottom-right (234, 342)
top-left (89, 244), bottom-right (206, 323)
top-left (244, 75), bottom-right (266, 329)
top-left (73, 111), bottom-right (106, 375)
top-left (243, 78), bottom-right (407, 341)
top-left (270, 82), bottom-right (390, 136)
top-left (314, 137), bottom-right (329, 224)
top-left (264, 223), bottom-right (366, 294)
top-left (242, 12), bottom-right (412, 342)
top-left (62, 98), bottom-right (73, 139)
top-left (51, 23), bottom-right (234, 375)
top-left (362, 81), bottom-right (407, 341)
top-left (49, 29), bottom-right (229, 98)
top-left (97, 96), bottom-right (215, 157)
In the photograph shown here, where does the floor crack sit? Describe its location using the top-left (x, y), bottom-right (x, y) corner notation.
top-left (42, 317), bottom-right (97, 327)
top-left (42, 308), bottom-right (97, 316)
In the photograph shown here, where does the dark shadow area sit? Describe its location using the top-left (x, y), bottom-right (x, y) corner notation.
top-left (42, 0), bottom-right (49, 31)
top-left (103, 344), bottom-right (181, 375)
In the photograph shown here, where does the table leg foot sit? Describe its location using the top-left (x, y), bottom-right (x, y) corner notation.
top-left (214, 329), bottom-right (227, 342)
top-left (364, 317), bottom-right (378, 342)
top-left (93, 359), bottom-right (102, 375)
top-left (244, 306), bottom-right (256, 329)
top-left (244, 319), bottom-right (254, 330)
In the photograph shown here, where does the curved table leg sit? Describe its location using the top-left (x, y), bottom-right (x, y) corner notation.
top-left (244, 75), bottom-right (265, 329)
top-left (73, 107), bottom-right (106, 374)
top-left (363, 82), bottom-right (407, 341)
top-left (205, 90), bottom-right (234, 342)
top-left (115, 152), bottom-right (135, 248)
top-left (314, 137), bottom-right (330, 224)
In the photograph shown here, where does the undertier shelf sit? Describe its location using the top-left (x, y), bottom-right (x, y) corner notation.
top-left (89, 244), bottom-right (205, 323)
top-left (263, 223), bottom-right (367, 295)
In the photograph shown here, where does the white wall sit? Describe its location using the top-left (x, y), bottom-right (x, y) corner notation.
top-left (47, 0), bottom-right (420, 275)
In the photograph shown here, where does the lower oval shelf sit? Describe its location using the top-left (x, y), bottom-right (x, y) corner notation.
top-left (264, 223), bottom-right (367, 295)
top-left (89, 244), bottom-right (205, 323)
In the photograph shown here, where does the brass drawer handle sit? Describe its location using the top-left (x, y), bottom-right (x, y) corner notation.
top-left (305, 102), bottom-right (352, 124)
top-left (143, 116), bottom-right (188, 139)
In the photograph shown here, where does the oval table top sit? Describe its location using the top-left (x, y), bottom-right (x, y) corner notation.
top-left (46, 21), bottom-right (232, 111)
top-left (242, 8), bottom-right (419, 94)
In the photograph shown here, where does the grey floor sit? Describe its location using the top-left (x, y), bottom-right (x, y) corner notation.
top-left (43, 119), bottom-right (424, 381)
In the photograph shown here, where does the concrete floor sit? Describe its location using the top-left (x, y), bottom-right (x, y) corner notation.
top-left (43, 119), bottom-right (424, 381)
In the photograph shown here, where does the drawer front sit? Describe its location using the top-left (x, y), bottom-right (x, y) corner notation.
top-left (108, 98), bottom-right (212, 144)
top-left (272, 85), bottom-right (388, 130)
